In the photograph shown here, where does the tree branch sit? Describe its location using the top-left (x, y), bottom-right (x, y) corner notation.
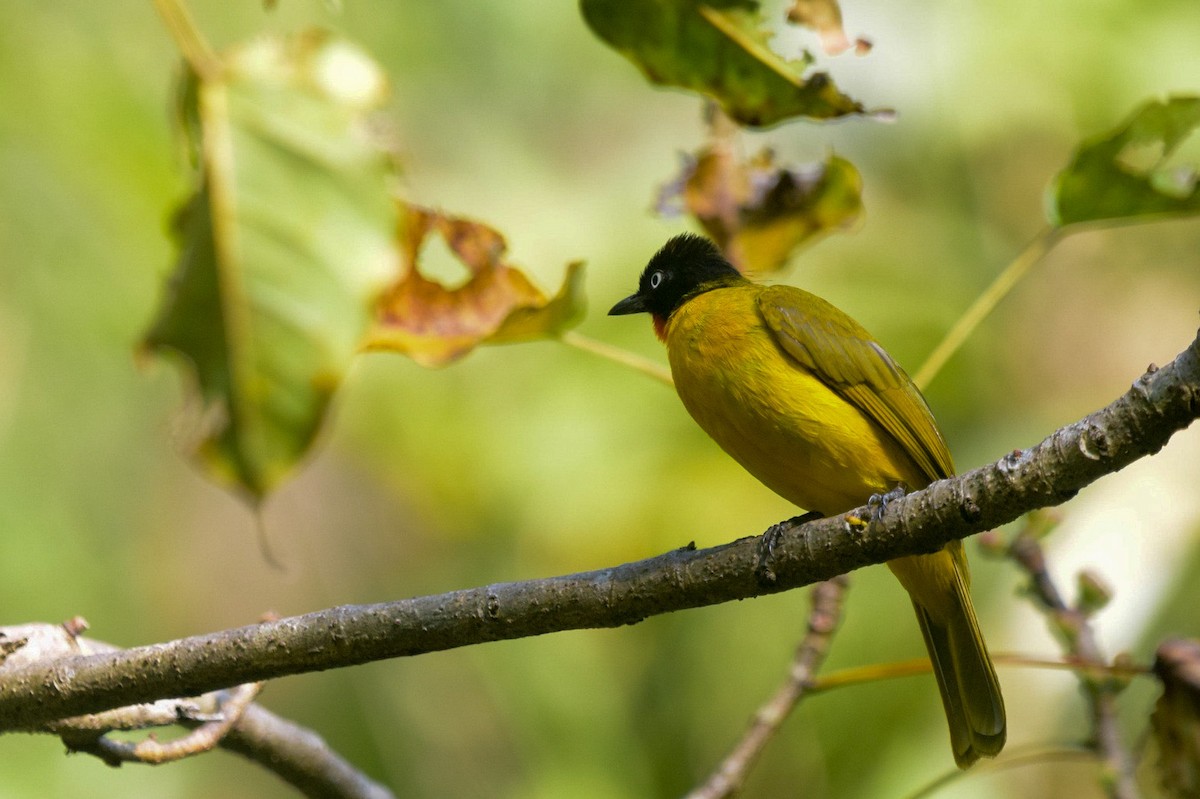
top-left (686, 576), bottom-right (849, 799)
top-left (0, 327), bottom-right (1196, 733)
top-left (217, 703), bottom-right (396, 799)
top-left (63, 683), bottom-right (263, 766)
top-left (1009, 526), bottom-right (1139, 798)
top-left (0, 623), bottom-right (394, 799)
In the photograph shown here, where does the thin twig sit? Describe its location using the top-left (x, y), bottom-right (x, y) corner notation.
top-left (219, 703), bottom-right (395, 799)
top-left (808, 652), bottom-right (1150, 694)
top-left (560, 330), bottom-right (674, 385)
top-left (808, 657), bottom-right (932, 692)
top-left (68, 683), bottom-right (263, 766)
top-left (686, 576), bottom-right (849, 799)
top-left (152, 0), bottom-right (221, 79)
top-left (1009, 527), bottom-right (1140, 799)
top-left (60, 688), bottom-right (395, 799)
top-left (912, 226), bottom-right (1063, 390)
top-left (903, 743), bottom-right (1098, 799)
top-left (992, 652), bottom-right (1149, 679)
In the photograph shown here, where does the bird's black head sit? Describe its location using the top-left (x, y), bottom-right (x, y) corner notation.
top-left (609, 234), bottom-right (743, 320)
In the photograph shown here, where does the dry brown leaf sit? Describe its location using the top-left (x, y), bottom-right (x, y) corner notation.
top-left (659, 143), bottom-right (863, 274)
top-left (366, 205), bottom-right (584, 366)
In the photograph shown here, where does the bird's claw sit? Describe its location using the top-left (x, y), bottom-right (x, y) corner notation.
top-left (866, 484), bottom-right (907, 523)
top-left (755, 511), bottom-right (824, 583)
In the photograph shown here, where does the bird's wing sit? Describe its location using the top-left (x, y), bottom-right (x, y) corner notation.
top-left (757, 284), bottom-right (955, 482)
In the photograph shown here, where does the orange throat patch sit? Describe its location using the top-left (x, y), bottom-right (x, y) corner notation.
top-left (652, 314), bottom-right (668, 342)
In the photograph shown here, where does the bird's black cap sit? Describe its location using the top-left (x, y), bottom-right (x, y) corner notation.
top-left (609, 234), bottom-right (742, 319)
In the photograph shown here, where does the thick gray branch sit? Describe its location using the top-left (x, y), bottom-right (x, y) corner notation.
top-left (0, 327), bottom-right (1196, 733)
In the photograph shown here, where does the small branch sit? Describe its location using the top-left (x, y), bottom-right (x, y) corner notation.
top-left (0, 329), bottom-right (1195, 732)
top-left (560, 330), bottom-right (674, 386)
top-left (59, 689), bottom-right (394, 799)
top-left (218, 703), bottom-right (395, 799)
top-left (810, 657), bottom-right (933, 692)
top-left (1009, 528), bottom-right (1139, 799)
top-left (904, 743), bottom-right (1098, 799)
top-left (152, 0), bottom-right (221, 79)
top-left (66, 683), bottom-right (262, 766)
top-left (806, 652), bottom-right (1149, 694)
top-left (992, 653), bottom-right (1149, 680)
top-left (687, 576), bottom-right (849, 799)
top-left (912, 226), bottom-right (1062, 390)
top-left (2, 623), bottom-right (393, 799)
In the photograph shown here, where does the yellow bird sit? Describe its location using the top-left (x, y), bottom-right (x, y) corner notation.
top-left (610, 233), bottom-right (1005, 768)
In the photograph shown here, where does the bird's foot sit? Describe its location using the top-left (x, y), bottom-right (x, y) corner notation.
top-left (756, 511), bottom-right (824, 583)
top-left (866, 483), bottom-right (908, 523)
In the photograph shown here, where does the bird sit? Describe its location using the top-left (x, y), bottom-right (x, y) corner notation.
top-left (609, 233), bottom-right (1005, 768)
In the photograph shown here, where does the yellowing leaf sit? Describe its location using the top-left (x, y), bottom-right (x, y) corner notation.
top-left (1049, 95), bottom-right (1200, 227)
top-left (581, 0), bottom-right (880, 127)
top-left (143, 31), bottom-right (400, 500)
top-left (365, 206), bottom-right (585, 367)
top-left (659, 144), bottom-right (863, 272)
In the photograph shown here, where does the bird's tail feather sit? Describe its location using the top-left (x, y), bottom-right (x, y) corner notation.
top-left (909, 561), bottom-right (1006, 769)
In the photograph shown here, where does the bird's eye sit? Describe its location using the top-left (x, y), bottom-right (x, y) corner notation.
top-left (649, 270), bottom-right (665, 289)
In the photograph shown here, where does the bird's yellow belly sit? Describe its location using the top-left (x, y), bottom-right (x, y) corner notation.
top-left (666, 293), bottom-right (924, 516)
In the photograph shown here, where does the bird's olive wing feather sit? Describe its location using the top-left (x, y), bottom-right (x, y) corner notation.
top-left (756, 285), bottom-right (955, 483)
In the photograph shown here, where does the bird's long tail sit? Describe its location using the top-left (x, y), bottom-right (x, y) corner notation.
top-left (889, 544), bottom-right (1006, 769)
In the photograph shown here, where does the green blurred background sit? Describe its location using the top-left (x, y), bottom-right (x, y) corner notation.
top-left (1, 1), bottom-right (1199, 797)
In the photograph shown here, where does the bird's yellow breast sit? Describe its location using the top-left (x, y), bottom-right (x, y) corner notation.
top-left (664, 284), bottom-right (927, 516)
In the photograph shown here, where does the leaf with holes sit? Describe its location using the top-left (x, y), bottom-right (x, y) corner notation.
top-left (659, 144), bottom-right (862, 272)
top-left (581, 0), bottom-right (880, 127)
top-left (1049, 95), bottom-right (1200, 227)
top-left (143, 32), bottom-right (400, 500)
top-left (365, 205), bottom-right (585, 367)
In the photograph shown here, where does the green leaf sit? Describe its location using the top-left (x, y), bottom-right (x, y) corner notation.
top-left (1049, 96), bottom-right (1200, 227)
top-left (580, 0), bottom-right (877, 127)
top-left (143, 31), bottom-right (400, 499)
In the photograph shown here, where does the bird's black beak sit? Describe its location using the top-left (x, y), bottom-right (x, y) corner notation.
top-left (609, 292), bottom-right (648, 316)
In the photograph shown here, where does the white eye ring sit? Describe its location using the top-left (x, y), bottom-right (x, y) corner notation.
top-left (649, 271), bottom-right (664, 289)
